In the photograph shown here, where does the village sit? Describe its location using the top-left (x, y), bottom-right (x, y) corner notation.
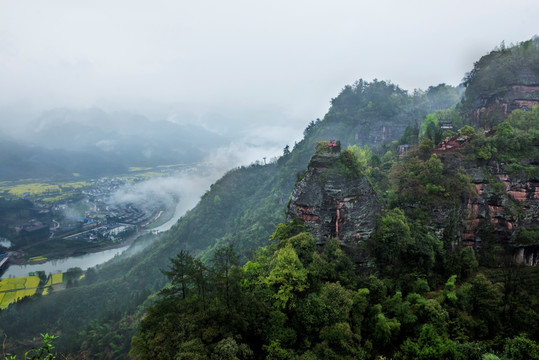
top-left (0, 174), bottom-right (172, 273)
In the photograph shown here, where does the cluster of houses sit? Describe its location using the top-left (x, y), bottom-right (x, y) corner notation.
top-left (5, 176), bottom-right (162, 248)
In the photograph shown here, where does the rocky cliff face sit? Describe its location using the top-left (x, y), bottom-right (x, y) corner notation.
top-left (471, 82), bottom-right (539, 124)
top-left (428, 154), bottom-right (539, 266)
top-left (288, 137), bottom-right (537, 267)
top-left (462, 160), bottom-right (539, 265)
top-left (287, 151), bottom-right (381, 258)
top-left (352, 120), bottom-right (409, 148)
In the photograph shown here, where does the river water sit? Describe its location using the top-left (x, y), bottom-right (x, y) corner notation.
top-left (1, 203), bottom-right (184, 279)
top-left (1, 246), bottom-right (131, 278)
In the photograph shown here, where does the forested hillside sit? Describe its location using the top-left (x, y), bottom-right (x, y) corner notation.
top-left (461, 36), bottom-right (539, 128)
top-left (130, 94), bottom-right (539, 359)
top-left (1, 38), bottom-right (538, 360)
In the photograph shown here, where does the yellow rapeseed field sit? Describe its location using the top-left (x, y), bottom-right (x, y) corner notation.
top-left (28, 256), bottom-right (47, 262)
top-left (0, 277), bottom-right (26, 291)
top-left (0, 180), bottom-right (91, 198)
top-left (136, 172), bottom-right (166, 179)
top-left (42, 273), bottom-right (64, 296)
top-left (0, 276), bottom-right (40, 309)
top-left (0, 292), bottom-right (16, 309)
top-left (6, 183), bottom-right (62, 197)
top-left (52, 273), bottom-right (63, 284)
top-left (60, 181), bottom-right (91, 190)
top-left (128, 166), bottom-right (153, 172)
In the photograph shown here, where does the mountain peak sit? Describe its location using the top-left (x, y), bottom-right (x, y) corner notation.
top-left (288, 142), bottom-right (381, 263)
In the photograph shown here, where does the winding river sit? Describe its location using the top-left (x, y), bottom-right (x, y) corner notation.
top-left (1, 202), bottom-right (185, 279)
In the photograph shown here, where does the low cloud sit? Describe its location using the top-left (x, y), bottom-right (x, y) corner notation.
top-left (109, 130), bottom-right (299, 230)
top-left (95, 139), bottom-right (116, 152)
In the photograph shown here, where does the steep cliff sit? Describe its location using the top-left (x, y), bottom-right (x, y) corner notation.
top-left (418, 145), bottom-right (539, 266)
top-left (461, 160), bottom-right (539, 265)
top-left (287, 145), bottom-right (381, 261)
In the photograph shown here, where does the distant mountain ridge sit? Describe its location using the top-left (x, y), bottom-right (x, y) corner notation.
top-left (461, 36), bottom-right (539, 127)
top-left (0, 132), bottom-right (126, 180)
top-left (0, 108), bottom-right (229, 180)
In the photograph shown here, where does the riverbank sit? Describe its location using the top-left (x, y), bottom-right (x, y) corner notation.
top-left (7, 229), bottom-right (151, 267)
top-left (144, 196), bottom-right (179, 229)
top-left (0, 232), bottom-right (159, 278)
top-left (2, 191), bottom-right (183, 277)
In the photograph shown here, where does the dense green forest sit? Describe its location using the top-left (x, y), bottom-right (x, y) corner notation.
top-left (462, 38), bottom-right (539, 108)
top-left (129, 104), bottom-right (539, 359)
top-left (1, 38), bottom-right (539, 359)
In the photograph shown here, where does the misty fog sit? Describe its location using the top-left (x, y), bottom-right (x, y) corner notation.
top-left (1, 1), bottom-right (537, 141)
top-left (0, 0), bottom-right (537, 224)
top-left (109, 133), bottom-right (290, 224)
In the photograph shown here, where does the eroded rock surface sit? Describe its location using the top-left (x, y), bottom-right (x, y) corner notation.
top-left (461, 160), bottom-right (539, 265)
top-left (432, 155), bottom-right (539, 266)
top-left (288, 152), bottom-right (381, 251)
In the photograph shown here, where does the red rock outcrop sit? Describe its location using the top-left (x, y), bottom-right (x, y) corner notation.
top-left (288, 152), bottom-right (381, 254)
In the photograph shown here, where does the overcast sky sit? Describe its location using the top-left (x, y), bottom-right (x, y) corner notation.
top-left (0, 0), bottom-right (537, 130)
